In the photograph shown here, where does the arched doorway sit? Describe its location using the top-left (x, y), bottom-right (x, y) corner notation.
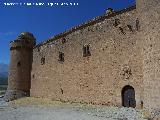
top-left (122, 85), bottom-right (136, 108)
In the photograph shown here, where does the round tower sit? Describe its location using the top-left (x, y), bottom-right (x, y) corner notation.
top-left (4, 32), bottom-right (36, 101)
top-left (136, 0), bottom-right (160, 110)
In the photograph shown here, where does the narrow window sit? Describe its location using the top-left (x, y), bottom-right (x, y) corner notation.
top-left (59, 52), bottom-right (64, 62)
top-left (17, 61), bottom-right (21, 67)
top-left (41, 57), bottom-right (45, 65)
top-left (32, 74), bottom-right (35, 79)
top-left (136, 18), bottom-right (140, 31)
top-left (83, 45), bottom-right (91, 57)
top-left (60, 88), bottom-right (64, 94)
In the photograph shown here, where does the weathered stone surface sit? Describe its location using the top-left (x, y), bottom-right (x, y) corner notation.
top-left (4, 90), bottom-right (29, 101)
top-left (30, 7), bottom-right (143, 108)
top-left (137, 0), bottom-right (160, 111)
top-left (6, 32), bottom-right (36, 100)
top-left (6, 0), bottom-right (160, 113)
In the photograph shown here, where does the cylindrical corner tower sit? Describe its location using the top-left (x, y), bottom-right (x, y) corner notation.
top-left (137, 0), bottom-right (160, 110)
top-left (4, 32), bottom-right (36, 101)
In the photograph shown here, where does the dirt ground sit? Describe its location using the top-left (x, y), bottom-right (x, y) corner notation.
top-left (0, 97), bottom-right (148, 120)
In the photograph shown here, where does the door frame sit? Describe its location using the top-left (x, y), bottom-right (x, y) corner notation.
top-left (121, 85), bottom-right (136, 108)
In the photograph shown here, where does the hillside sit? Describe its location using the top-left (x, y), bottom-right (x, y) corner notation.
top-left (0, 63), bottom-right (8, 73)
top-left (0, 77), bottom-right (8, 85)
top-left (0, 63), bottom-right (8, 85)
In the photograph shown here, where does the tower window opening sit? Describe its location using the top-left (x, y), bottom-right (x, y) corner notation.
top-left (32, 74), bottom-right (35, 79)
top-left (41, 57), bottom-right (45, 65)
top-left (17, 61), bottom-right (21, 67)
top-left (83, 45), bottom-right (91, 57)
top-left (59, 52), bottom-right (64, 62)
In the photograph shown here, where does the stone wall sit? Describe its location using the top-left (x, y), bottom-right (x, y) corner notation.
top-left (138, 0), bottom-right (160, 110)
top-left (5, 32), bottom-right (35, 101)
top-left (30, 7), bottom-right (143, 108)
top-left (8, 40), bottom-right (33, 92)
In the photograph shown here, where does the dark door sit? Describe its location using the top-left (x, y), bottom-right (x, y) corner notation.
top-left (122, 85), bottom-right (136, 108)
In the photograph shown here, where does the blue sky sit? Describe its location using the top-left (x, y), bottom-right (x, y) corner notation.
top-left (0, 0), bottom-right (135, 64)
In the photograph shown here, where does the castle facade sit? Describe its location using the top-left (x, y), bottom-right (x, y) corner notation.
top-left (5, 0), bottom-right (160, 111)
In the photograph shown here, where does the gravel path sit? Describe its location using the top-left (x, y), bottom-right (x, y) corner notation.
top-left (0, 98), bottom-right (147, 120)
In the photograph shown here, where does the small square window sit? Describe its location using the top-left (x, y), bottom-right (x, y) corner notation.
top-left (83, 45), bottom-right (91, 57)
top-left (59, 52), bottom-right (64, 62)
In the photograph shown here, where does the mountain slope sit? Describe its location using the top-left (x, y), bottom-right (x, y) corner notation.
top-left (0, 63), bottom-right (8, 77)
top-left (0, 63), bottom-right (8, 85)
